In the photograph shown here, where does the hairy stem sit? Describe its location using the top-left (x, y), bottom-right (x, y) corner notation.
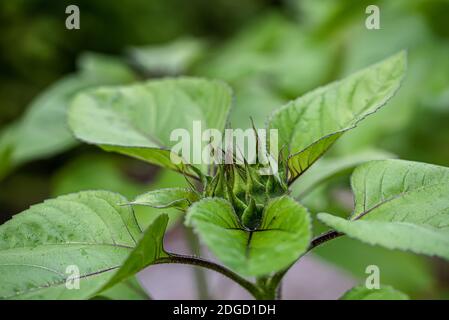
top-left (154, 253), bottom-right (264, 299)
top-left (309, 230), bottom-right (343, 250)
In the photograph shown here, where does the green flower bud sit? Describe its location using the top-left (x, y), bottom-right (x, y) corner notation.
top-left (241, 197), bottom-right (262, 231)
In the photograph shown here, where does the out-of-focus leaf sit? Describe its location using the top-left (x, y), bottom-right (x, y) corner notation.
top-left (128, 37), bottom-right (205, 76)
top-left (0, 124), bottom-right (17, 180)
top-left (77, 52), bottom-right (136, 83)
top-left (334, 9), bottom-right (444, 154)
top-left (313, 237), bottom-right (434, 295)
top-left (9, 75), bottom-right (92, 165)
top-left (52, 155), bottom-right (145, 198)
top-left (229, 78), bottom-right (285, 129)
top-left (295, 0), bottom-right (377, 35)
top-left (197, 13), bottom-right (335, 97)
top-left (291, 149), bottom-right (395, 199)
top-left (186, 196), bottom-right (311, 276)
top-left (68, 77), bottom-right (232, 175)
top-left (318, 160), bottom-right (449, 260)
top-left (0, 53), bottom-right (136, 180)
top-left (268, 52), bottom-right (406, 183)
top-left (51, 154), bottom-right (188, 230)
top-left (418, 43), bottom-right (449, 112)
top-left (340, 285), bottom-right (409, 300)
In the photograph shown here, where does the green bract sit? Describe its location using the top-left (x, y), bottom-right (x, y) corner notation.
top-left (185, 196), bottom-right (311, 276)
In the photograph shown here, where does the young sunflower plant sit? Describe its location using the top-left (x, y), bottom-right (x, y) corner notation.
top-left (1, 51), bottom-right (448, 300)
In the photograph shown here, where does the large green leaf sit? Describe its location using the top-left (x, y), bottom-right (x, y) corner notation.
top-left (268, 52), bottom-right (406, 183)
top-left (291, 149), bottom-right (394, 199)
top-left (0, 191), bottom-right (168, 299)
top-left (318, 159), bottom-right (449, 260)
top-left (68, 77), bottom-right (232, 176)
top-left (340, 285), bottom-right (409, 300)
top-left (186, 196), bottom-right (311, 276)
top-left (130, 188), bottom-right (200, 210)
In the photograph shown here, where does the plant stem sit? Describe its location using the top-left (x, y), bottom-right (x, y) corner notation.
top-left (276, 281), bottom-right (282, 300)
top-left (154, 253), bottom-right (264, 299)
top-left (184, 227), bottom-right (210, 299)
top-left (309, 230), bottom-right (343, 251)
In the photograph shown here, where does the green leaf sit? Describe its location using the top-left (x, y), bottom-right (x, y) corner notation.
top-left (8, 75), bottom-right (90, 165)
top-left (340, 285), bottom-right (409, 300)
top-left (128, 37), bottom-right (205, 76)
top-left (0, 124), bottom-right (16, 180)
top-left (333, 13), bottom-right (438, 154)
top-left (130, 188), bottom-right (200, 210)
top-left (318, 159), bottom-right (449, 261)
top-left (51, 154), bottom-right (189, 230)
top-left (68, 77), bottom-right (232, 176)
top-left (127, 170), bottom-right (191, 231)
top-left (98, 214), bottom-right (168, 293)
top-left (197, 13), bottom-right (335, 97)
top-left (186, 196), bottom-right (311, 276)
top-left (228, 78), bottom-right (285, 129)
top-left (0, 54), bottom-right (135, 180)
top-left (77, 52), bottom-right (136, 84)
top-left (268, 52), bottom-right (406, 183)
top-left (291, 149), bottom-right (395, 199)
top-left (0, 191), bottom-right (167, 299)
top-left (94, 276), bottom-right (149, 300)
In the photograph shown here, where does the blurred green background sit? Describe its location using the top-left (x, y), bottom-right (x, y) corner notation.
top-left (1, 0), bottom-right (448, 299)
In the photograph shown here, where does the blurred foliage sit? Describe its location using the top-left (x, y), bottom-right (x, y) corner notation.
top-left (195, 12), bottom-right (337, 128)
top-left (51, 153), bottom-right (188, 230)
top-left (128, 37), bottom-right (206, 77)
top-left (0, 0), bottom-right (273, 213)
top-left (0, 53), bottom-right (135, 180)
top-left (0, 0), bottom-right (448, 299)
